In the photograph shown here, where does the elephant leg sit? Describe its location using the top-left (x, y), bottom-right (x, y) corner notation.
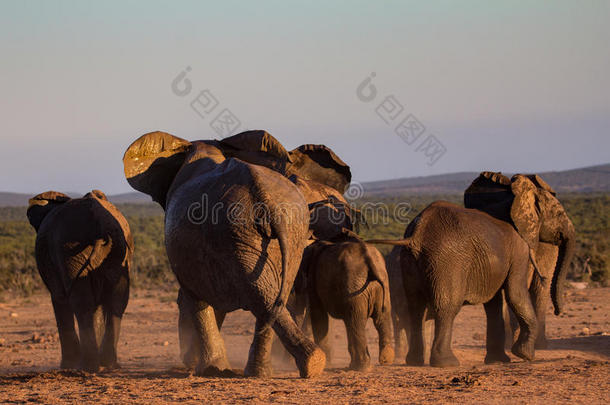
top-left (272, 299), bottom-right (306, 364)
top-left (484, 291), bottom-right (510, 364)
top-left (177, 288), bottom-right (199, 369)
top-left (100, 312), bottom-right (121, 369)
top-left (308, 293), bottom-right (331, 363)
top-left (344, 312), bottom-right (370, 371)
top-left (51, 296), bottom-right (80, 369)
top-left (405, 294), bottom-right (426, 366)
top-left (373, 303), bottom-right (394, 365)
top-left (244, 318), bottom-right (274, 377)
top-left (74, 304), bottom-right (105, 372)
top-left (272, 307), bottom-right (325, 378)
top-left (430, 309), bottom-right (460, 367)
top-left (189, 298), bottom-right (231, 376)
top-left (100, 276), bottom-right (128, 369)
top-left (502, 290), bottom-right (518, 349)
top-left (393, 304), bottom-right (408, 361)
top-left (530, 275), bottom-right (549, 349)
top-left (505, 275), bottom-right (538, 361)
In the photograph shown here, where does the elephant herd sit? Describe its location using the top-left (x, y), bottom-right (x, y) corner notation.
top-left (25, 130), bottom-right (575, 378)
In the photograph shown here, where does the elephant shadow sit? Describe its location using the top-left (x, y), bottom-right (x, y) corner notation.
top-left (545, 335), bottom-right (610, 358)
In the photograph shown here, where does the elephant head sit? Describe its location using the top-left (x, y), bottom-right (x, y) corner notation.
top-left (122, 130), bottom-right (291, 209)
top-left (286, 144), bottom-right (357, 240)
top-left (464, 171), bottom-right (576, 315)
top-left (286, 144), bottom-right (351, 194)
top-left (27, 191), bottom-right (71, 231)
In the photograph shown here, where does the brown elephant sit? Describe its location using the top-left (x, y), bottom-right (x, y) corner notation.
top-left (27, 190), bottom-right (132, 372)
top-left (301, 231), bottom-right (394, 371)
top-left (368, 201), bottom-right (539, 367)
top-left (123, 130), bottom-right (350, 378)
top-left (464, 172), bottom-right (576, 348)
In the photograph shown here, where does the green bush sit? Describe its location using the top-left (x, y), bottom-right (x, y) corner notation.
top-left (0, 192), bottom-right (607, 296)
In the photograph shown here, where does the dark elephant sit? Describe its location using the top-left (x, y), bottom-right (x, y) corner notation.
top-left (123, 130), bottom-right (351, 378)
top-left (368, 201), bottom-right (538, 367)
top-left (27, 190), bottom-right (132, 372)
top-left (301, 231), bottom-right (394, 370)
top-left (464, 172), bottom-right (576, 348)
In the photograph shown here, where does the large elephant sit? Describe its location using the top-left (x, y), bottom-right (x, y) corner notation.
top-left (368, 201), bottom-right (538, 367)
top-left (464, 172), bottom-right (576, 348)
top-left (27, 190), bottom-right (132, 372)
top-left (303, 231), bottom-right (394, 371)
top-left (123, 130), bottom-right (351, 378)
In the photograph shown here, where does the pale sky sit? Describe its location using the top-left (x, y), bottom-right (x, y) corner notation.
top-left (1, 1), bottom-right (609, 194)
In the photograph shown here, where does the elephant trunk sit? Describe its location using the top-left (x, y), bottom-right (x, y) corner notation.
top-left (551, 230), bottom-right (576, 315)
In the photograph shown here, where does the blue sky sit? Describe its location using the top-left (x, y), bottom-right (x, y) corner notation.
top-left (1, 1), bottom-right (608, 194)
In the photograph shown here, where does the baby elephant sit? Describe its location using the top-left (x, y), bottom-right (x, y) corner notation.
top-left (303, 232), bottom-right (394, 371)
top-left (27, 190), bottom-right (133, 372)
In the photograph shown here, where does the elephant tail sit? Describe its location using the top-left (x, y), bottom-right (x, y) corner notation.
top-left (264, 221), bottom-right (290, 331)
top-left (528, 247), bottom-right (546, 284)
top-left (365, 237), bottom-right (413, 247)
top-left (66, 236), bottom-right (110, 297)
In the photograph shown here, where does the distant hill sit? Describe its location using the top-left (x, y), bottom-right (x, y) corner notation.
top-left (361, 163), bottom-right (610, 196)
top-left (0, 191), bottom-right (153, 207)
top-left (1, 163), bottom-right (608, 206)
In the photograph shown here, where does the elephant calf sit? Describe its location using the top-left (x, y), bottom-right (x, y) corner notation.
top-left (303, 232), bottom-right (394, 371)
top-left (27, 190), bottom-right (133, 372)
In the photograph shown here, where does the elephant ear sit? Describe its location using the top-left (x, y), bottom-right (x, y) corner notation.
top-left (524, 174), bottom-right (556, 196)
top-left (218, 130), bottom-right (291, 174)
top-left (510, 175), bottom-right (541, 249)
top-left (123, 131), bottom-right (191, 208)
top-left (27, 191), bottom-right (71, 231)
top-left (464, 171), bottom-right (513, 220)
top-left (286, 144), bottom-right (351, 194)
top-left (84, 189), bottom-right (108, 200)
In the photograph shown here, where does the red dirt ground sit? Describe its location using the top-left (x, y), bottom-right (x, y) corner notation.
top-left (0, 287), bottom-right (608, 404)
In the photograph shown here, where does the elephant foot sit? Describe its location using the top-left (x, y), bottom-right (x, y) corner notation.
top-left (405, 351), bottom-right (425, 366)
top-left (181, 347), bottom-right (200, 370)
top-left (195, 364), bottom-right (238, 378)
top-left (394, 345), bottom-right (407, 362)
top-left (511, 341), bottom-right (535, 361)
top-left (100, 351), bottom-right (119, 370)
top-left (379, 346), bottom-right (395, 365)
top-left (430, 352), bottom-right (460, 368)
top-left (195, 357), bottom-right (232, 377)
top-left (484, 351), bottom-right (511, 364)
top-left (535, 337), bottom-right (548, 350)
top-left (320, 344), bottom-right (332, 366)
top-left (349, 359), bottom-right (371, 372)
top-left (80, 358), bottom-right (101, 373)
top-left (60, 358), bottom-right (80, 370)
top-left (244, 362), bottom-right (273, 378)
top-left (296, 347), bottom-right (326, 378)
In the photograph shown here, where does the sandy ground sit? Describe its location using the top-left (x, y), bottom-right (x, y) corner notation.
top-left (0, 287), bottom-right (608, 404)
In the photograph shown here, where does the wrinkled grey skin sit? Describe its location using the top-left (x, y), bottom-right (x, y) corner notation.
top-left (27, 190), bottom-right (132, 372)
top-left (302, 233), bottom-right (394, 371)
top-left (123, 130), bottom-right (327, 378)
top-left (464, 172), bottom-right (576, 348)
top-left (368, 201), bottom-right (538, 367)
